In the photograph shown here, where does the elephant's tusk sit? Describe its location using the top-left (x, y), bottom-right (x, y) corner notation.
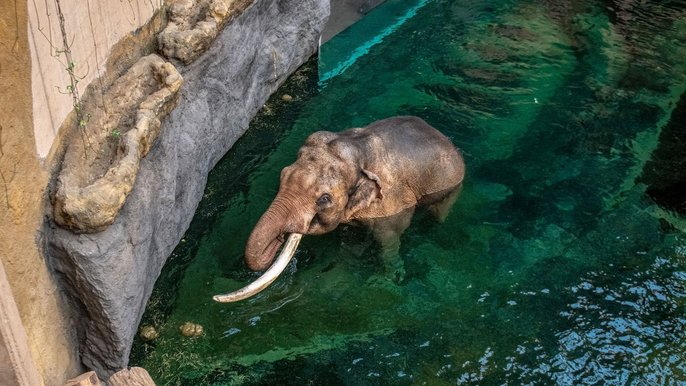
top-left (213, 233), bottom-right (302, 303)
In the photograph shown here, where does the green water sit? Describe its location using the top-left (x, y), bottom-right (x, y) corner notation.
top-left (131, 0), bottom-right (686, 384)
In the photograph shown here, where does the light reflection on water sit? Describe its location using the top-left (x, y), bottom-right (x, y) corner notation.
top-left (131, 0), bottom-right (686, 384)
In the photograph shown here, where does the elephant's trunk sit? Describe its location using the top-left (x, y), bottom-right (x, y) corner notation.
top-left (214, 191), bottom-right (312, 302)
top-left (245, 192), bottom-right (309, 271)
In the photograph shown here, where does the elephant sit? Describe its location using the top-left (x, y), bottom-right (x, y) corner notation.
top-left (213, 116), bottom-right (465, 302)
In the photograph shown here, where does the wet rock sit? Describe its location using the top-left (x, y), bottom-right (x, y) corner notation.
top-left (281, 94), bottom-right (294, 102)
top-left (472, 44), bottom-right (510, 62)
top-left (179, 322), bottom-right (204, 337)
top-left (48, 0), bottom-right (329, 378)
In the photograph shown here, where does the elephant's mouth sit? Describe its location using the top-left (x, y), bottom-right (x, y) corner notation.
top-left (307, 213), bottom-right (337, 235)
top-left (307, 214), bottom-right (323, 234)
top-left (262, 233), bottom-right (286, 267)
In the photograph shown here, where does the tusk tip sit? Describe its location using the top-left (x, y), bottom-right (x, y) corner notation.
top-left (213, 294), bottom-right (238, 303)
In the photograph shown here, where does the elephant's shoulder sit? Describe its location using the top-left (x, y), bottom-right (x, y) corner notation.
top-left (367, 185), bottom-right (418, 219)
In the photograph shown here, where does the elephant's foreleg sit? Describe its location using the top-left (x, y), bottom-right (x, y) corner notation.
top-left (367, 207), bottom-right (414, 282)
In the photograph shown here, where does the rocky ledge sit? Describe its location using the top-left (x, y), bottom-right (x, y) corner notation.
top-left (48, 0), bottom-right (329, 378)
top-left (159, 0), bottom-right (255, 64)
top-left (53, 55), bottom-right (183, 233)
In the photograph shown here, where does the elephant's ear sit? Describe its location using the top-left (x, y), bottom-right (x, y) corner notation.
top-left (345, 169), bottom-right (383, 219)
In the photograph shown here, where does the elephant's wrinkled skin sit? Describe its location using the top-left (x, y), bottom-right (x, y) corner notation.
top-left (245, 116), bottom-right (466, 271)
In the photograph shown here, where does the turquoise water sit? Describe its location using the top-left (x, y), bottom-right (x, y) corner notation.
top-left (131, 0), bottom-right (686, 384)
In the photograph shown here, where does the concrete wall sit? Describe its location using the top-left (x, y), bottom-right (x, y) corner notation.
top-left (0, 261), bottom-right (42, 386)
top-left (28, 0), bottom-right (160, 159)
top-left (323, 0), bottom-right (385, 42)
top-left (0, 2), bottom-right (82, 384)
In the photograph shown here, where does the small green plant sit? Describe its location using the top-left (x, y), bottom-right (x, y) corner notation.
top-left (111, 129), bottom-right (122, 138)
top-left (78, 112), bottom-right (91, 129)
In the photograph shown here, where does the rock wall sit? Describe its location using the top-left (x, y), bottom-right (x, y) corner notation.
top-left (48, 0), bottom-right (329, 378)
top-left (53, 55), bottom-right (184, 233)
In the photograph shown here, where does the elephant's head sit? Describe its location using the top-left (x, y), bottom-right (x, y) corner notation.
top-left (244, 130), bottom-right (383, 271)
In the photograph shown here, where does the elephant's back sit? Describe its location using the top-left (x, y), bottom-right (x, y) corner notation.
top-left (365, 116), bottom-right (465, 193)
top-left (364, 116), bottom-right (456, 155)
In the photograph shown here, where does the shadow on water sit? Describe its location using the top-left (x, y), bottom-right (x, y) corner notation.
top-left (131, 0), bottom-right (686, 384)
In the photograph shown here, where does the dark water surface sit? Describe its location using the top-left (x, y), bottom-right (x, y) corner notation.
top-left (131, 0), bottom-right (686, 384)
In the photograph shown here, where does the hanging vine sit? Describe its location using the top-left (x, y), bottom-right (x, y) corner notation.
top-left (53, 0), bottom-right (92, 152)
top-left (30, 0), bottom-right (94, 154)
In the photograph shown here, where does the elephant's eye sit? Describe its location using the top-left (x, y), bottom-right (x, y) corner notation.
top-left (316, 193), bottom-right (332, 206)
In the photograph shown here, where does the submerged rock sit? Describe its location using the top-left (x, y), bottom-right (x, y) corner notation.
top-left (138, 326), bottom-right (159, 342)
top-left (179, 322), bottom-right (204, 337)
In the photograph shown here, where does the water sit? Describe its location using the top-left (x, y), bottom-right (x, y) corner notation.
top-left (130, 0), bottom-right (686, 384)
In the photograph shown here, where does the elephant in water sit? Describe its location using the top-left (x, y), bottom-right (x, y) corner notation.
top-left (214, 116), bottom-right (465, 302)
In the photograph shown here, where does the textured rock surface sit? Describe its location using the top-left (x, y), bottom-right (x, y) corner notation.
top-left (159, 0), bottom-right (255, 64)
top-left (0, 260), bottom-right (42, 386)
top-left (53, 55), bottom-right (183, 233)
top-left (1, 2), bottom-right (81, 384)
top-left (48, 0), bottom-right (329, 378)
